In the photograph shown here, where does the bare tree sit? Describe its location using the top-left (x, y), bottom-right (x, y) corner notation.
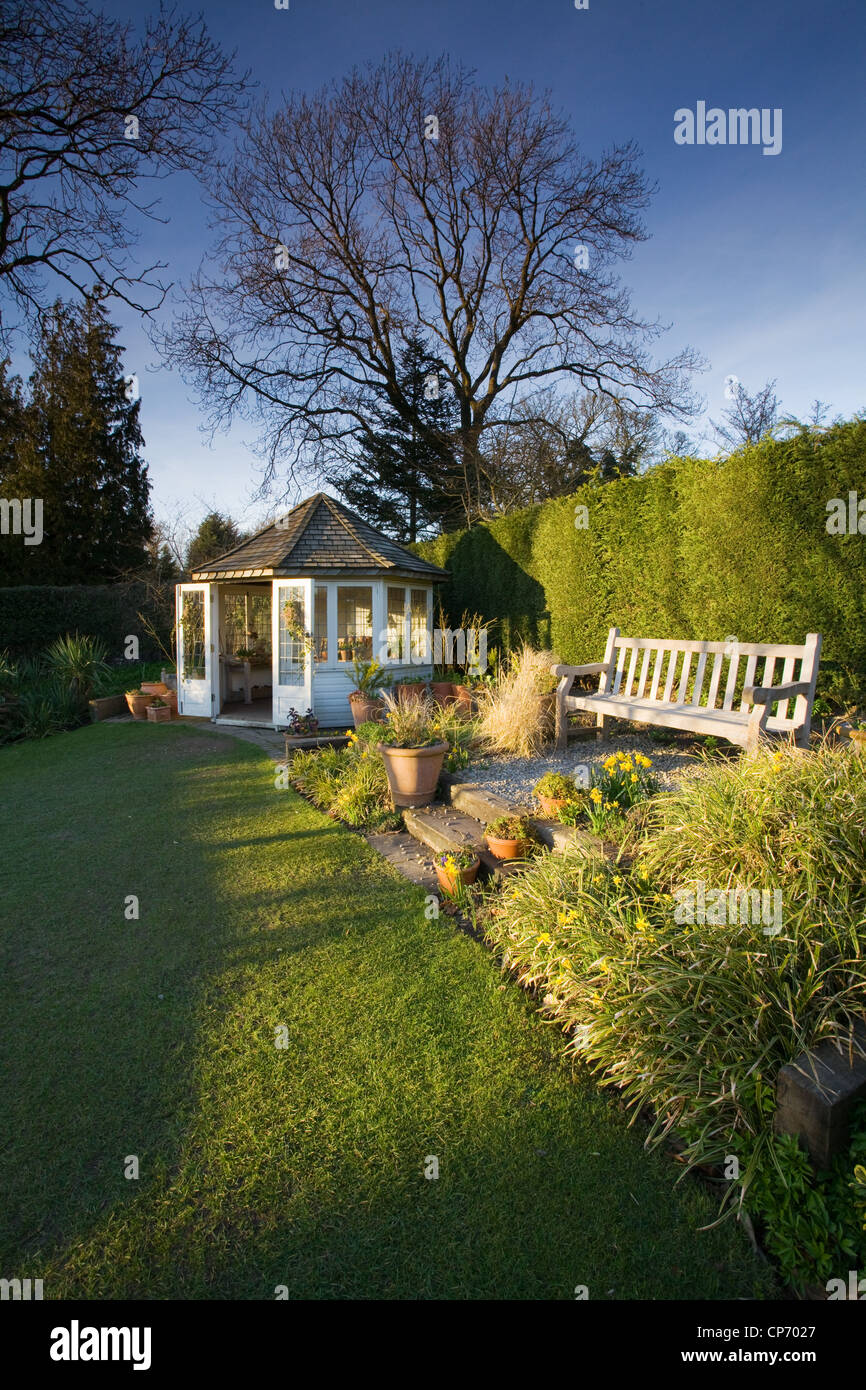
top-left (711, 378), bottom-right (780, 450)
top-left (163, 52), bottom-right (702, 522)
top-left (478, 387), bottom-right (662, 514)
top-left (0, 0), bottom-right (249, 342)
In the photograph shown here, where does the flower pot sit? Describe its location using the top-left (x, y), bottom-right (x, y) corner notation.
top-left (146, 704), bottom-right (172, 723)
top-left (431, 681), bottom-right (456, 705)
top-left (125, 691), bottom-right (150, 720)
top-left (378, 741), bottom-right (448, 807)
top-left (536, 794), bottom-right (569, 818)
top-left (141, 681), bottom-right (170, 697)
top-left (485, 832), bottom-right (529, 861)
top-left (849, 729), bottom-right (866, 754)
top-left (349, 692), bottom-right (385, 727)
top-left (164, 690), bottom-right (179, 719)
top-left (453, 683), bottom-right (474, 716)
top-left (395, 681), bottom-right (427, 704)
top-left (435, 857), bottom-right (480, 897)
top-left (89, 694), bottom-right (127, 722)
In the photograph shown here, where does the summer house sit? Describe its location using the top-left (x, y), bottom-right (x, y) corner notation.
top-left (175, 493), bottom-right (448, 729)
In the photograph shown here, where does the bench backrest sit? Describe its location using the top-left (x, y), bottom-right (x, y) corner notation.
top-left (599, 628), bottom-right (821, 729)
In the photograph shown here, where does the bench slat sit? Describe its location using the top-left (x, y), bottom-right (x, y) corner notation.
top-left (707, 651), bottom-right (723, 708)
top-left (662, 649), bottom-right (677, 702)
top-left (624, 645), bottom-right (639, 697)
top-left (677, 650), bottom-right (693, 705)
top-left (740, 653), bottom-right (758, 712)
top-left (637, 647), bottom-right (651, 698)
top-left (722, 650), bottom-right (740, 711)
top-left (649, 647), bottom-right (664, 700)
top-left (693, 650), bottom-right (708, 706)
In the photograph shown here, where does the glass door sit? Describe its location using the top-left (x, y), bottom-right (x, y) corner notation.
top-left (272, 579), bottom-right (313, 724)
top-left (176, 583), bottom-right (214, 717)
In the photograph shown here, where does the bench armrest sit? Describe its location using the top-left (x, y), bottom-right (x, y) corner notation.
top-left (745, 681), bottom-right (810, 706)
top-left (551, 663), bottom-right (609, 678)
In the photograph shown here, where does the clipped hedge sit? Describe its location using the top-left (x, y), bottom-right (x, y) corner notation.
top-left (0, 582), bottom-right (172, 661)
top-left (417, 420), bottom-right (866, 704)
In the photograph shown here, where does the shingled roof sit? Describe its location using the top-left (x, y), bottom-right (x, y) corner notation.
top-left (190, 493), bottom-right (448, 581)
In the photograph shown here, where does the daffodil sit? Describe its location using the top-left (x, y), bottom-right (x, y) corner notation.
top-left (635, 916), bottom-right (650, 932)
top-left (537, 933), bottom-right (552, 945)
top-left (590, 787), bottom-right (602, 804)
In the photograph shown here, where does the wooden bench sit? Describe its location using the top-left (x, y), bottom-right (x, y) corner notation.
top-left (553, 628), bottom-right (822, 753)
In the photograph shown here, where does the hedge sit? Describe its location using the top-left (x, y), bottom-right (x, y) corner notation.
top-left (416, 419), bottom-right (866, 705)
top-left (0, 582), bottom-right (172, 661)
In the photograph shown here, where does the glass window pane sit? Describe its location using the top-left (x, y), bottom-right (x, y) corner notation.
top-left (337, 586), bottom-right (372, 663)
top-left (182, 591), bottom-right (205, 680)
top-left (410, 589), bottom-right (429, 661)
top-left (314, 584), bottom-right (328, 663)
top-left (279, 586), bottom-right (305, 683)
top-left (386, 586), bottom-right (405, 662)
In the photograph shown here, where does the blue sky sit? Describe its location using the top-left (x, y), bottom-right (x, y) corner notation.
top-left (31, 0), bottom-right (866, 535)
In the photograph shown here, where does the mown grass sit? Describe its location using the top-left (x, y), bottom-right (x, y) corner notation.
top-left (0, 721), bottom-right (774, 1299)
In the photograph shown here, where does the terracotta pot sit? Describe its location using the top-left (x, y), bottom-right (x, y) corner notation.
top-left (163, 690), bottom-right (179, 720)
top-left (378, 741), bottom-right (448, 807)
top-left (89, 694), bottom-right (127, 722)
top-left (349, 692), bottom-right (385, 728)
top-left (146, 704), bottom-right (172, 723)
top-left (435, 856), bottom-right (481, 897)
top-left (849, 729), bottom-right (866, 753)
top-left (453, 684), bottom-right (474, 716)
top-left (485, 832), bottom-right (530, 861)
top-left (125, 691), bottom-right (150, 720)
top-left (431, 681), bottom-right (456, 705)
top-left (141, 681), bottom-right (170, 697)
top-left (395, 681), bottom-right (428, 703)
top-left (537, 794), bottom-right (569, 817)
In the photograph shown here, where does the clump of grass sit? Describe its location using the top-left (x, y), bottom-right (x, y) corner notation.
top-left (289, 741), bottom-right (399, 830)
top-left (480, 743), bottom-right (866, 1289)
top-left (475, 644), bottom-right (558, 758)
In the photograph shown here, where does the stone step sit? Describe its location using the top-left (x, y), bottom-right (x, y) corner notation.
top-left (402, 805), bottom-right (485, 856)
top-left (439, 773), bottom-right (523, 822)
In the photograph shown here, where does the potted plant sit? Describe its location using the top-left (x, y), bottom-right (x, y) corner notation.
top-left (395, 679), bottom-right (429, 703)
top-left (146, 696), bottom-right (172, 723)
top-left (125, 688), bottom-right (150, 720)
top-left (348, 659), bottom-right (392, 727)
top-left (434, 847), bottom-right (481, 897)
top-left (533, 771), bottom-right (580, 817)
top-left (484, 813), bottom-right (537, 861)
top-left (377, 692), bottom-right (448, 807)
top-left (286, 707), bottom-right (319, 738)
top-left (141, 679), bottom-right (170, 697)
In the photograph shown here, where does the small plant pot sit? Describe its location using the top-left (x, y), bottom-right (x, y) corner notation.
top-left (125, 691), bottom-right (150, 720)
top-left (536, 794), bottom-right (569, 818)
top-left (431, 681), bottom-right (456, 705)
top-left (485, 833), bottom-right (530, 861)
top-left (395, 681), bottom-right (427, 704)
top-left (146, 704), bottom-right (172, 723)
top-left (435, 857), bottom-right (480, 897)
top-left (378, 741), bottom-right (448, 807)
top-left (453, 684), bottom-right (474, 716)
top-left (349, 693), bottom-right (385, 728)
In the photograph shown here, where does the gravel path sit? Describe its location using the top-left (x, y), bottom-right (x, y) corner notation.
top-left (464, 731), bottom-right (711, 808)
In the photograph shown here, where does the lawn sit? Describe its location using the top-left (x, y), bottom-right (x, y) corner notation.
top-left (0, 721), bottom-right (774, 1300)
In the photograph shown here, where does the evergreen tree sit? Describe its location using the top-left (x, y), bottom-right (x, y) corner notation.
top-left (185, 512), bottom-right (243, 572)
top-left (0, 297), bottom-right (152, 584)
top-left (326, 335), bottom-right (462, 542)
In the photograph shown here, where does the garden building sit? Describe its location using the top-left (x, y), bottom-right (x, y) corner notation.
top-left (176, 492), bottom-right (448, 729)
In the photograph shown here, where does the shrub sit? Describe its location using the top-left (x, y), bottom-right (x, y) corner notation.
top-left (44, 632), bottom-right (110, 703)
top-left (485, 813), bottom-right (537, 843)
top-left (289, 738), bottom-right (400, 831)
top-left (475, 644), bottom-right (558, 758)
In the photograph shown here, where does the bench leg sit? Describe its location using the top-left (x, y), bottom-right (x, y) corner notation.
top-left (555, 692), bottom-right (567, 752)
top-left (595, 712), bottom-right (606, 742)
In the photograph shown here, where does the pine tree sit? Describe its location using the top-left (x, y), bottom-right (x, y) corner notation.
top-left (1, 297), bottom-right (153, 584)
top-left (327, 335), bottom-right (462, 542)
top-left (185, 512), bottom-right (244, 572)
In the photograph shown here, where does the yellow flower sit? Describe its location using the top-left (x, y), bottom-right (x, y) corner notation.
top-left (631, 773), bottom-right (639, 783)
top-left (592, 992), bottom-right (602, 1005)
top-left (635, 916), bottom-right (650, 932)
top-left (590, 787), bottom-right (602, 803)
top-left (537, 933), bottom-right (552, 945)
top-left (557, 911), bottom-right (567, 925)
top-left (561, 957), bottom-right (572, 970)
top-left (592, 874), bottom-right (603, 885)
top-left (613, 875), bottom-right (622, 886)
